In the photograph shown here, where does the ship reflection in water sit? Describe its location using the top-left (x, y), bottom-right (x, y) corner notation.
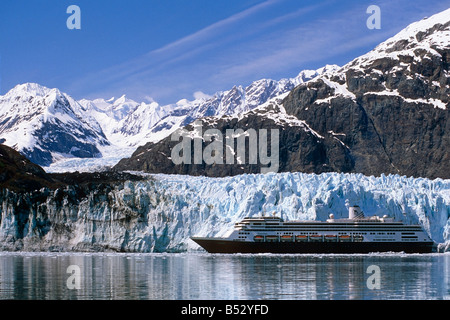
top-left (0, 252), bottom-right (448, 300)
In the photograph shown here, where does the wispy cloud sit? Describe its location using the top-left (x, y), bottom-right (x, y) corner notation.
top-left (66, 0), bottom-right (449, 104)
top-left (68, 0), bottom-right (281, 100)
top-left (209, 0), bottom-right (444, 84)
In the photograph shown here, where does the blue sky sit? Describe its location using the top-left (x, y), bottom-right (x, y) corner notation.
top-left (1, 0), bottom-right (449, 105)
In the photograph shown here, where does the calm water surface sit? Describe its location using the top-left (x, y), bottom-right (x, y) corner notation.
top-left (0, 252), bottom-right (448, 300)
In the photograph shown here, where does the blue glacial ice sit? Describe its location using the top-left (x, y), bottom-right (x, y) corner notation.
top-left (131, 172), bottom-right (450, 252)
top-left (0, 172), bottom-right (448, 252)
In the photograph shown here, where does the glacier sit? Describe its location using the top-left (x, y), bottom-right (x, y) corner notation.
top-left (0, 172), bottom-right (448, 252)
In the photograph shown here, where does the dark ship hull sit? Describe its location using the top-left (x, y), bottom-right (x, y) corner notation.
top-left (191, 237), bottom-right (434, 254)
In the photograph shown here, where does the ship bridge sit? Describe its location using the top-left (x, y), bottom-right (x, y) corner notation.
top-left (234, 216), bottom-right (283, 230)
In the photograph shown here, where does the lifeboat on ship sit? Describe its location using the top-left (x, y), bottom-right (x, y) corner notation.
top-left (338, 235), bottom-right (352, 242)
top-left (324, 235), bottom-right (337, 242)
top-left (281, 235), bottom-right (293, 242)
top-left (265, 235), bottom-right (279, 242)
top-left (309, 235), bottom-right (323, 242)
top-left (295, 235), bottom-right (308, 242)
top-left (253, 235), bottom-right (264, 242)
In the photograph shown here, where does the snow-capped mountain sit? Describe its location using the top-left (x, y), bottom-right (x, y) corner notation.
top-left (78, 95), bottom-right (140, 138)
top-left (282, 8), bottom-right (450, 179)
top-left (0, 83), bottom-right (109, 166)
top-left (2, 7), bottom-right (449, 178)
top-left (108, 64), bottom-right (339, 148)
top-left (116, 8), bottom-right (450, 179)
top-left (0, 64), bottom-right (337, 170)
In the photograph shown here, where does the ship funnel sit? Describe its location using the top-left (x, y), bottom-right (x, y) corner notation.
top-left (349, 206), bottom-right (364, 219)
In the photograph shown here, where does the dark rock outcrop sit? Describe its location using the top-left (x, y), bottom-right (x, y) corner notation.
top-left (114, 102), bottom-right (354, 177)
top-left (0, 144), bottom-right (58, 191)
top-left (114, 12), bottom-right (450, 179)
top-left (283, 19), bottom-right (450, 179)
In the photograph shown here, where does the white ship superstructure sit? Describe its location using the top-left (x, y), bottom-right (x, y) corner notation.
top-left (229, 206), bottom-right (430, 243)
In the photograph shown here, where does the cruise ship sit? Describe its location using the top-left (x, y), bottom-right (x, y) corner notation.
top-left (191, 206), bottom-right (434, 253)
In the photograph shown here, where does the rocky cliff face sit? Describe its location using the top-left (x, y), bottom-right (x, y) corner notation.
top-left (0, 144), bottom-right (58, 192)
top-left (114, 10), bottom-right (449, 179)
top-left (283, 12), bottom-right (450, 179)
top-left (114, 95), bottom-right (354, 177)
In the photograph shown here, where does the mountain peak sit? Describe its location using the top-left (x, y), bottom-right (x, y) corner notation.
top-left (352, 8), bottom-right (450, 68)
top-left (281, 8), bottom-right (449, 179)
top-left (295, 65), bottom-right (340, 83)
top-left (392, 8), bottom-right (450, 43)
top-left (315, 64), bottom-right (341, 74)
top-left (6, 82), bottom-right (54, 98)
top-left (0, 82), bottom-right (109, 166)
top-left (113, 94), bottom-right (130, 105)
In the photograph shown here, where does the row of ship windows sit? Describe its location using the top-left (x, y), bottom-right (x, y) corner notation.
top-left (238, 231), bottom-right (397, 236)
top-left (245, 225), bottom-right (420, 229)
top-left (369, 232), bottom-right (397, 235)
top-left (240, 228), bottom-right (418, 232)
top-left (238, 232), bottom-right (376, 238)
top-left (243, 223), bottom-right (415, 226)
top-left (276, 232), bottom-right (369, 235)
top-left (246, 222), bottom-right (402, 225)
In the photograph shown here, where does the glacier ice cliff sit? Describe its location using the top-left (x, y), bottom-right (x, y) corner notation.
top-left (0, 172), bottom-right (449, 252)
